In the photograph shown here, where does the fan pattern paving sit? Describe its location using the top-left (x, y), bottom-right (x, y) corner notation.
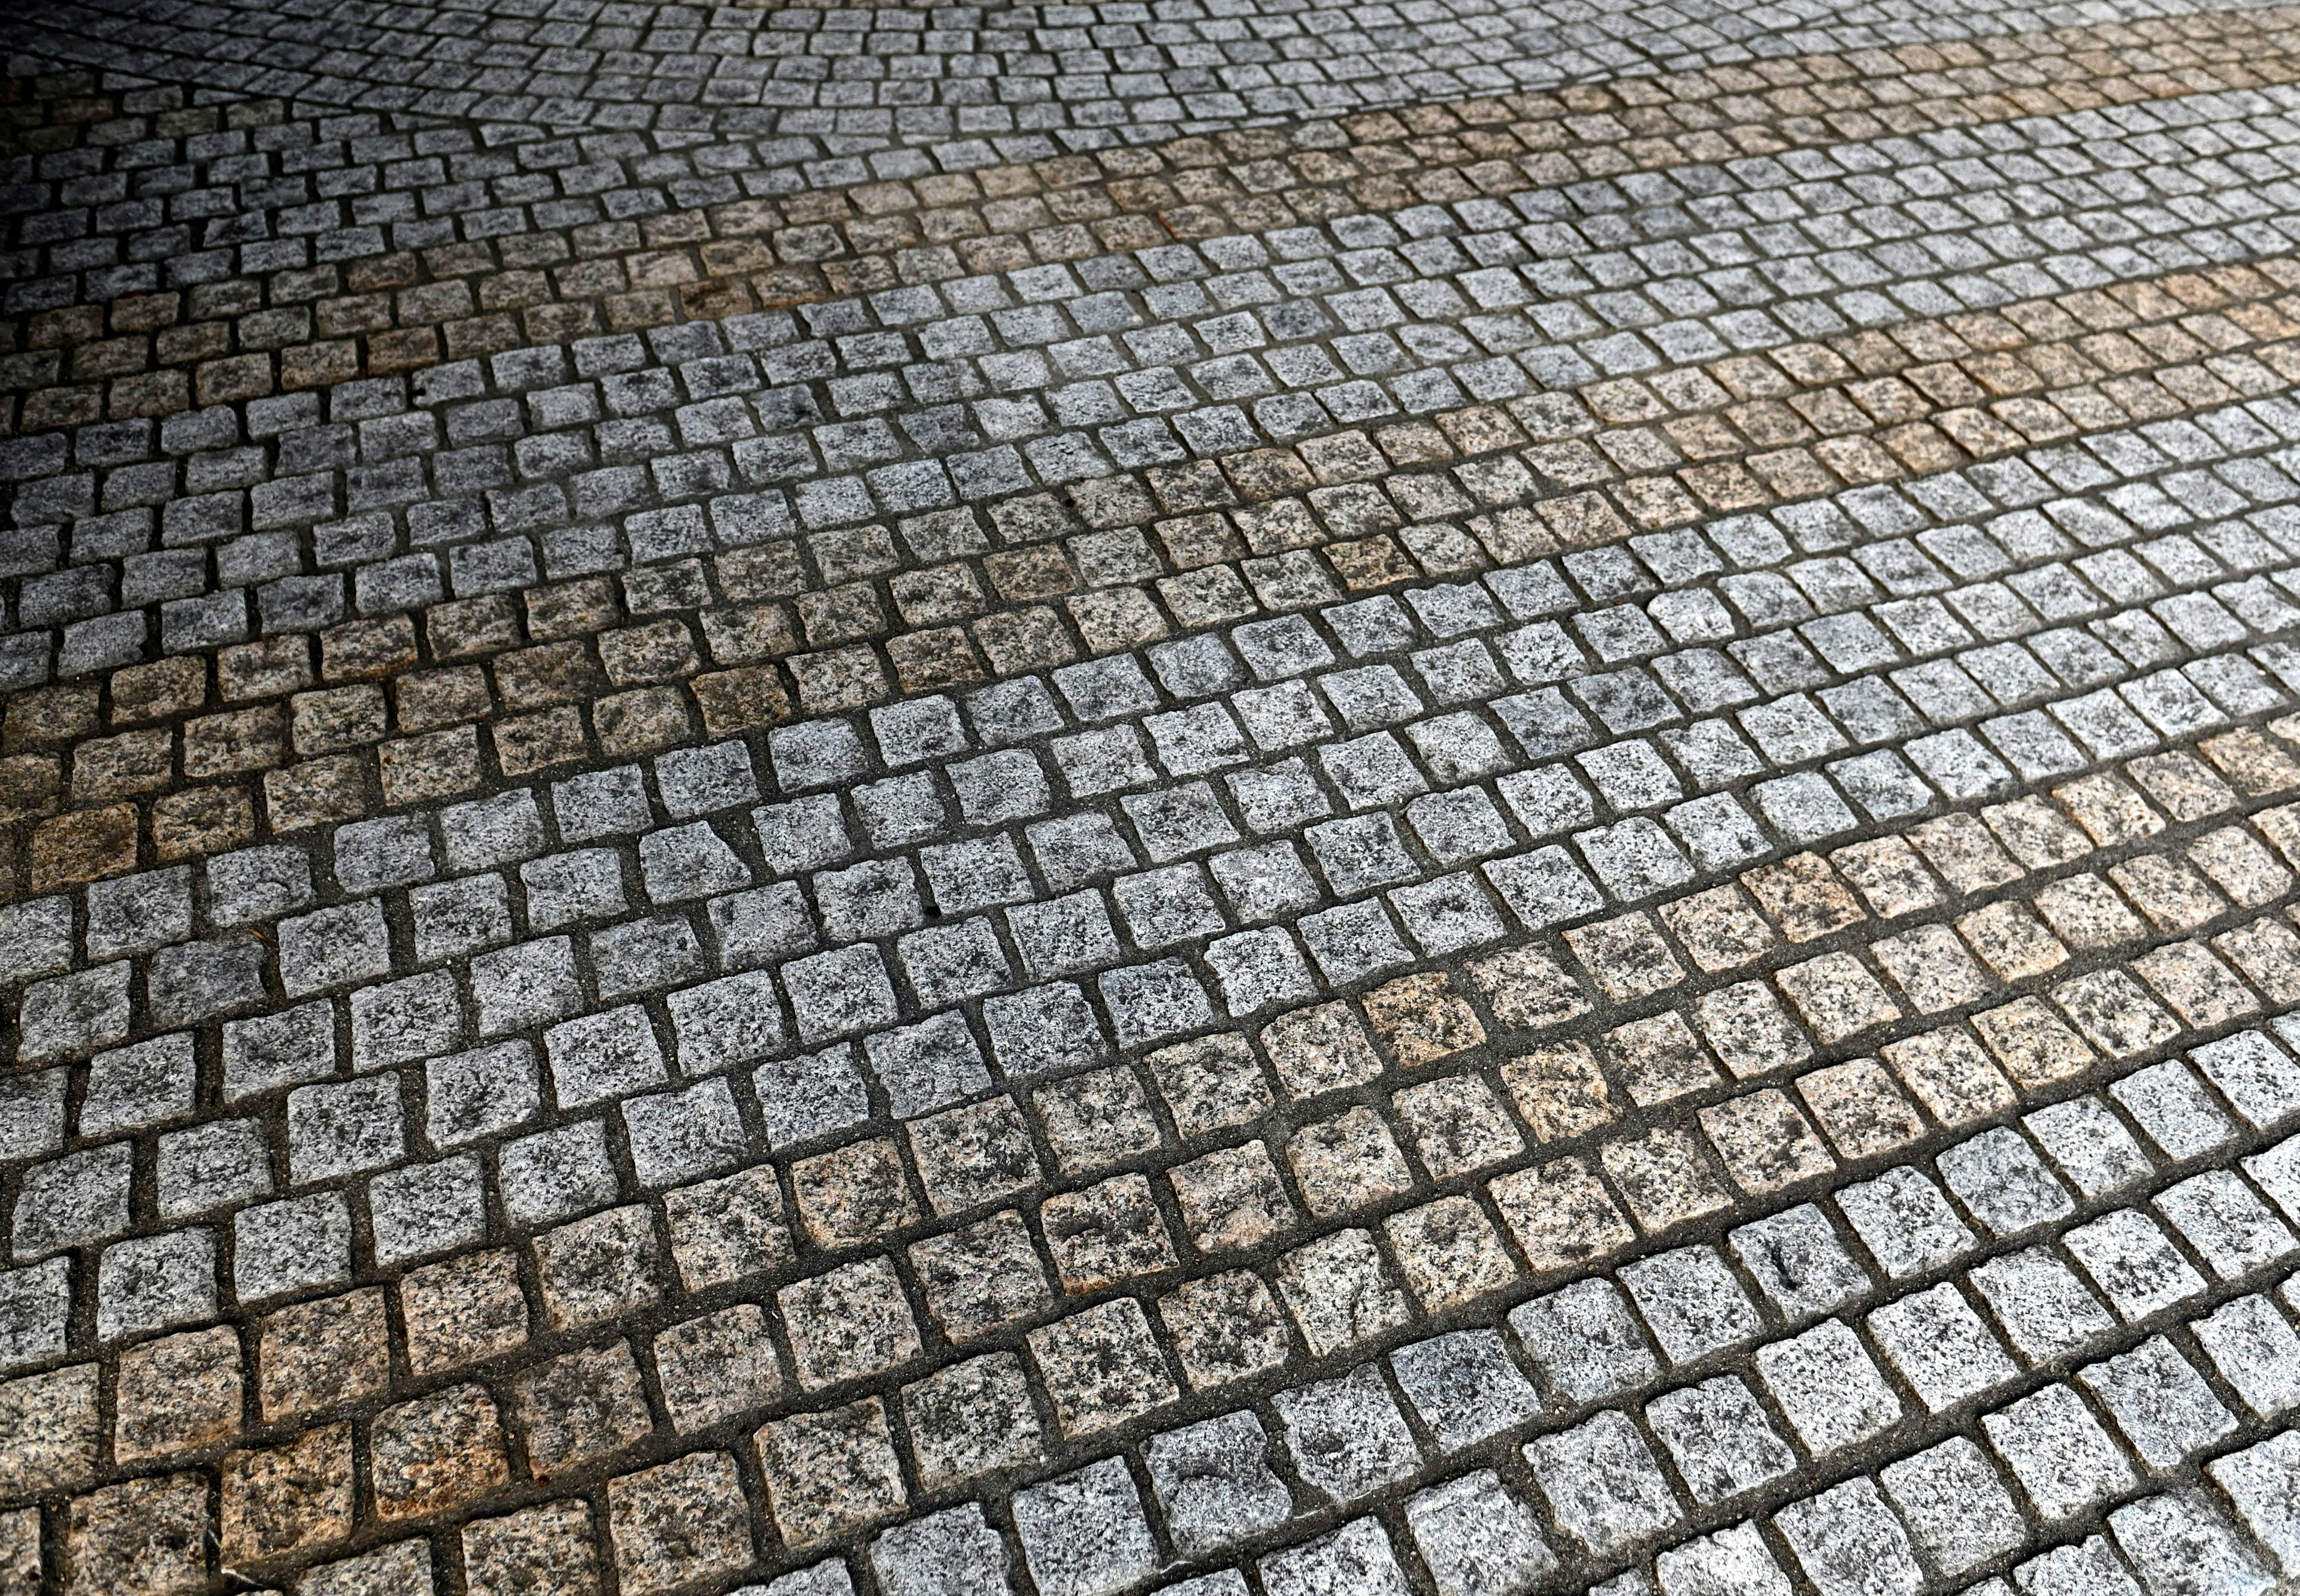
top-left (7, 4), bottom-right (2300, 1596)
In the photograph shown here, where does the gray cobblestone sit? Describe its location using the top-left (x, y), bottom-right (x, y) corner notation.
top-left (1984, 1383), bottom-right (2139, 1523)
top-left (19, 8), bottom-right (2300, 1591)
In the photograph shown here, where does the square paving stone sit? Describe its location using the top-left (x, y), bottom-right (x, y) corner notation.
top-left (1158, 1270), bottom-right (1294, 1392)
top-left (1144, 1410), bottom-right (1294, 1558)
top-left (1013, 1457), bottom-right (1159, 1596)
top-left (900, 1350), bottom-right (1043, 1489)
top-left (909, 1210), bottom-right (1054, 1344)
top-left (755, 1398), bottom-right (909, 1549)
top-left (1645, 1374), bottom-right (1797, 1506)
top-left (1982, 1383), bottom-right (2138, 1522)
top-left (1026, 1297), bottom-right (1178, 1437)
top-left (1523, 1410), bottom-right (1684, 1559)
top-left (780, 1258), bottom-right (922, 1391)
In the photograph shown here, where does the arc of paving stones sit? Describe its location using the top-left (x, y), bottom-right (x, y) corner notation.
top-left (10, 247), bottom-right (2300, 886)
top-left (13, 49), bottom-right (2300, 726)
top-left (23, 401), bottom-right (2300, 956)
top-left (15, 629), bottom-right (2300, 1584)
top-left (9, 349), bottom-right (2300, 1591)
top-left (22, 45), bottom-right (2300, 782)
top-left (11, 7), bottom-right (2300, 1596)
top-left (9, 6), bottom-right (2300, 422)
top-left (0, 0), bottom-right (2283, 149)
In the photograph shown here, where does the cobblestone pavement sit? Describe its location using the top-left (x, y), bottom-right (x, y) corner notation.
top-left (17, 5), bottom-right (2300, 1596)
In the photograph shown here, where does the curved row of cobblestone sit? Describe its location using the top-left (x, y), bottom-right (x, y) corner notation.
top-left (9, 4), bottom-right (2300, 1595)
